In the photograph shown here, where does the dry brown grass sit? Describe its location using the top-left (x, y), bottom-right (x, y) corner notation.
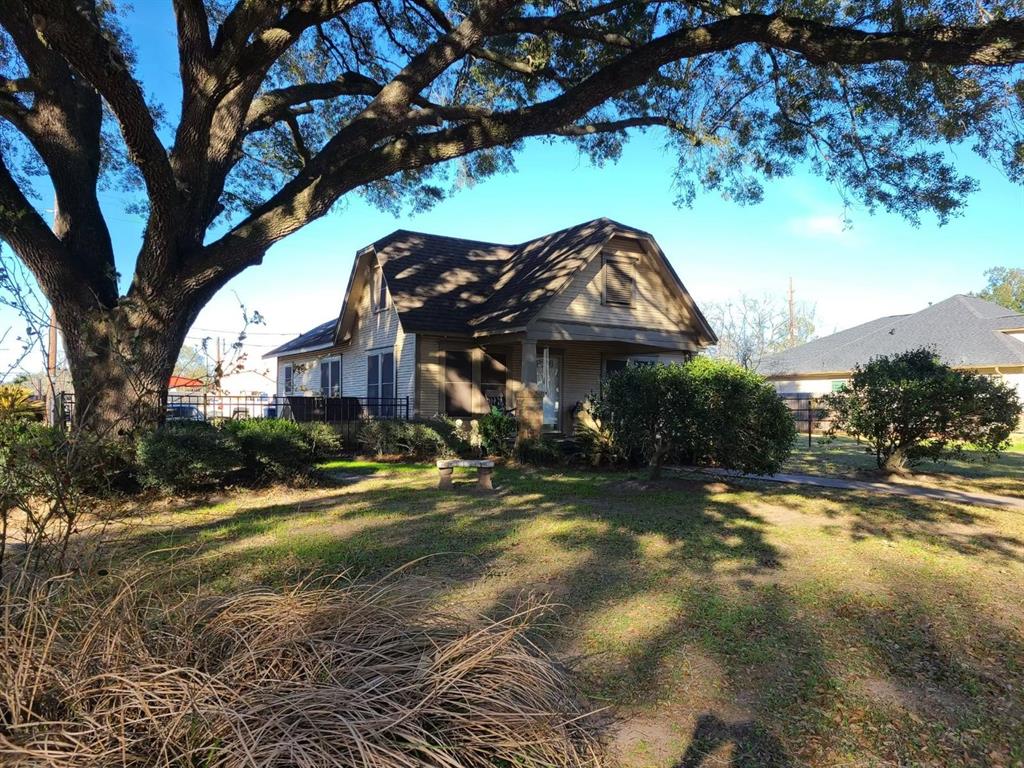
top-left (0, 570), bottom-right (604, 767)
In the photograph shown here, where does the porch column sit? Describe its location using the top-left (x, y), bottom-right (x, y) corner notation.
top-left (518, 340), bottom-right (542, 441)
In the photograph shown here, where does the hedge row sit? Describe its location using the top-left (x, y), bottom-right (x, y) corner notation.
top-left (137, 419), bottom-right (340, 493)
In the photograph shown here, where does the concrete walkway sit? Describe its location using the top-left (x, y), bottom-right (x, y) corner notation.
top-left (676, 466), bottom-right (1024, 511)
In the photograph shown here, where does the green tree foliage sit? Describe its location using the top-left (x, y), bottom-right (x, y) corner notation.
top-left (136, 422), bottom-right (243, 493)
top-left (979, 267), bottom-right (1024, 313)
top-left (825, 348), bottom-right (1022, 472)
top-left (592, 359), bottom-right (795, 478)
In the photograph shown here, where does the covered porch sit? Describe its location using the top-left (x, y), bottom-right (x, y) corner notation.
top-left (416, 329), bottom-right (698, 437)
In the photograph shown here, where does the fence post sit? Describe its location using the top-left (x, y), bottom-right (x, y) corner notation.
top-left (807, 397), bottom-right (812, 449)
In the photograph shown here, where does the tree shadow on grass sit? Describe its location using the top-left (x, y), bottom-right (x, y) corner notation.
top-left (91, 466), bottom-right (1024, 766)
top-left (745, 483), bottom-right (1024, 565)
top-left (673, 713), bottom-right (792, 768)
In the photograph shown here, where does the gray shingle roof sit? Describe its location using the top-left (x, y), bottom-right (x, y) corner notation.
top-left (268, 218), bottom-right (714, 357)
top-left (760, 294), bottom-right (1024, 376)
top-left (264, 318), bottom-right (336, 357)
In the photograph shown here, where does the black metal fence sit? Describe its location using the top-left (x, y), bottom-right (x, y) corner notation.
top-left (57, 392), bottom-right (410, 444)
top-left (778, 393), bottom-right (833, 448)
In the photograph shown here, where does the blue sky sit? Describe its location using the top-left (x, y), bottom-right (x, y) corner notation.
top-left (2, 3), bottom-right (1022, 376)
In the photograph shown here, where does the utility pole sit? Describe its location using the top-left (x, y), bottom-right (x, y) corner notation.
top-left (787, 277), bottom-right (796, 347)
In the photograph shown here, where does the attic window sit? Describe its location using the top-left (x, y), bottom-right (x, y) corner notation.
top-left (604, 257), bottom-right (634, 306)
top-left (372, 265), bottom-right (388, 312)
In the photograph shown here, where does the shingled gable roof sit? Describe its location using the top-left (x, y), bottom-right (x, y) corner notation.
top-left (760, 294), bottom-right (1024, 377)
top-left (266, 218), bottom-right (715, 357)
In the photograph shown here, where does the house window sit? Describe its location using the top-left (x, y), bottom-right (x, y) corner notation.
top-left (283, 364), bottom-right (294, 394)
top-left (604, 258), bottom-right (634, 306)
top-left (372, 265), bottom-right (388, 312)
top-left (444, 350), bottom-right (474, 417)
top-left (604, 357), bottom-right (656, 378)
top-left (367, 350), bottom-right (395, 415)
top-left (320, 357), bottom-right (341, 397)
top-left (482, 352), bottom-right (507, 411)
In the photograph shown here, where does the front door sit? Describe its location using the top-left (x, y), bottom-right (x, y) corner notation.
top-left (538, 350), bottom-right (562, 431)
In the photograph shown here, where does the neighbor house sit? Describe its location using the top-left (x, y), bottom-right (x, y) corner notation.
top-left (263, 218), bottom-right (716, 436)
top-left (760, 294), bottom-right (1024, 399)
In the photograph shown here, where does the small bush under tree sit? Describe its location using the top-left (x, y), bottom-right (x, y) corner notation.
top-left (222, 418), bottom-right (324, 483)
top-left (825, 348), bottom-right (1022, 472)
top-left (478, 407), bottom-right (517, 457)
top-left (358, 419), bottom-right (468, 459)
top-left (136, 421), bottom-right (244, 493)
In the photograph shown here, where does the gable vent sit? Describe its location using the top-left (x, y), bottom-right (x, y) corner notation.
top-left (604, 258), bottom-right (634, 306)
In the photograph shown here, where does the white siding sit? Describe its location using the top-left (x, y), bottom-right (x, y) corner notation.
top-left (273, 277), bottom-right (416, 408)
top-left (1001, 372), bottom-right (1024, 402)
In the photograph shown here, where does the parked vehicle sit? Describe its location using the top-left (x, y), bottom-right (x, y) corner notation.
top-left (166, 404), bottom-right (205, 421)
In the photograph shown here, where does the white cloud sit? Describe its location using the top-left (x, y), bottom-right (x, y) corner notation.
top-left (787, 214), bottom-right (852, 240)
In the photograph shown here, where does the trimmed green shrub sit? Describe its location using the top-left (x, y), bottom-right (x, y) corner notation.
top-left (515, 437), bottom-right (563, 467)
top-left (478, 407), bottom-right (516, 457)
top-left (297, 421), bottom-right (342, 460)
top-left (825, 347), bottom-right (1022, 472)
top-left (137, 421), bottom-right (243, 492)
top-left (357, 420), bottom-right (448, 458)
top-left (592, 358), bottom-right (795, 477)
top-left (222, 418), bottom-right (318, 483)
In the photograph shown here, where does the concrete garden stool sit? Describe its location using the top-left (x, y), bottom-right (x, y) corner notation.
top-left (436, 459), bottom-right (495, 490)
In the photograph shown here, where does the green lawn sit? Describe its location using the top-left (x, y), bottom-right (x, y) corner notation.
top-left (113, 463), bottom-right (1024, 768)
top-left (784, 435), bottom-right (1024, 498)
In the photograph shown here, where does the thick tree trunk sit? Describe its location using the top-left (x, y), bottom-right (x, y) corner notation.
top-left (881, 447), bottom-right (910, 474)
top-left (57, 297), bottom-right (191, 439)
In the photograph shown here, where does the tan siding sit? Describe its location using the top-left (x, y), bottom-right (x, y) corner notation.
top-left (537, 238), bottom-right (694, 332)
top-left (507, 349), bottom-right (522, 408)
top-left (561, 344), bottom-right (603, 430)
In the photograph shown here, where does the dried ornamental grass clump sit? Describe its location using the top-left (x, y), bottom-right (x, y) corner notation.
top-left (0, 572), bottom-right (605, 767)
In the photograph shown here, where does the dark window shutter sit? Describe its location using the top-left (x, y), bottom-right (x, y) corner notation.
top-left (604, 260), bottom-right (633, 305)
top-left (444, 350), bottom-right (474, 416)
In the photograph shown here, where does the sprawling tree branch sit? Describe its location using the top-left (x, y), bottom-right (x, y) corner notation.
top-left (23, 0), bottom-right (179, 243)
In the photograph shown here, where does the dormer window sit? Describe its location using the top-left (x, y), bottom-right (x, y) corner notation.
top-left (372, 265), bottom-right (389, 312)
top-left (603, 256), bottom-right (634, 306)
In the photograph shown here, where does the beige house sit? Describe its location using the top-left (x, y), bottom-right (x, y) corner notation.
top-left (761, 295), bottom-right (1024, 401)
top-left (264, 218), bottom-right (716, 436)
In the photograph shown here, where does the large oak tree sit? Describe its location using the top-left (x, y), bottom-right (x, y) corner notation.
top-left (1, 0), bottom-right (1023, 432)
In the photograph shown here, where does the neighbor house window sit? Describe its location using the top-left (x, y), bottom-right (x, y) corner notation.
top-left (367, 350), bottom-right (395, 415)
top-left (320, 357), bottom-right (341, 397)
top-left (283, 363), bottom-right (294, 394)
top-left (603, 257), bottom-right (634, 306)
top-left (372, 265), bottom-right (388, 312)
